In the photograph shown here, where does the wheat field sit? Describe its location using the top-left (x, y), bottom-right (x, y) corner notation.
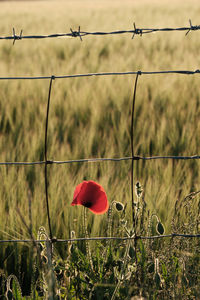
top-left (0, 2), bottom-right (199, 293)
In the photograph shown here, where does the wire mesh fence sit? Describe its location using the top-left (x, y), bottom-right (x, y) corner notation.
top-left (0, 16), bottom-right (199, 299)
top-left (0, 68), bottom-right (199, 244)
top-left (0, 233), bottom-right (199, 244)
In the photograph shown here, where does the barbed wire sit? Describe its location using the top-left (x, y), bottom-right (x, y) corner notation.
top-left (0, 233), bottom-right (199, 244)
top-left (0, 20), bottom-right (200, 44)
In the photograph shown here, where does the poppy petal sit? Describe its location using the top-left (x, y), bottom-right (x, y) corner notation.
top-left (71, 180), bottom-right (109, 215)
top-left (71, 181), bottom-right (87, 206)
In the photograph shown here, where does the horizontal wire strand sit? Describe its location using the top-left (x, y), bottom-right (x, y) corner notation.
top-left (0, 155), bottom-right (200, 166)
top-left (0, 233), bottom-right (199, 243)
top-left (0, 69), bottom-right (200, 81)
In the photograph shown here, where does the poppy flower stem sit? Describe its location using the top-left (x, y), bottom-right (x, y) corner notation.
top-left (107, 201), bottom-right (115, 238)
top-left (102, 201), bottom-right (115, 266)
top-left (83, 207), bottom-right (94, 272)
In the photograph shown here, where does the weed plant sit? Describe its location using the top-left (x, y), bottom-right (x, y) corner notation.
top-left (0, 183), bottom-right (199, 299)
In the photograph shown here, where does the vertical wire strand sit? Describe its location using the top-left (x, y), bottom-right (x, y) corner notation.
top-left (130, 71), bottom-right (141, 290)
top-left (131, 72), bottom-right (140, 231)
top-left (44, 76), bottom-right (54, 241)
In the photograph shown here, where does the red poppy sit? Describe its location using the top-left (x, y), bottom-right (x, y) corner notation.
top-left (71, 180), bottom-right (109, 215)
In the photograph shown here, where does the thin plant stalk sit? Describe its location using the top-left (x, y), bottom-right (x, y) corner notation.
top-left (111, 239), bottom-right (131, 300)
top-left (83, 207), bottom-right (94, 272)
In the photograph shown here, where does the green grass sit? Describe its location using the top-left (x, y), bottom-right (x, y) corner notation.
top-left (0, 0), bottom-right (199, 298)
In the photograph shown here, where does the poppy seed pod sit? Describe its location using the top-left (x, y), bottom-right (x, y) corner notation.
top-left (71, 180), bottom-right (109, 215)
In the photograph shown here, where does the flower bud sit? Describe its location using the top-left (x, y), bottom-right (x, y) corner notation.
top-left (156, 221), bottom-right (165, 235)
top-left (115, 202), bottom-right (124, 211)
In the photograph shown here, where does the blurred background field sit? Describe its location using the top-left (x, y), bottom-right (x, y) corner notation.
top-left (0, 0), bottom-right (199, 282)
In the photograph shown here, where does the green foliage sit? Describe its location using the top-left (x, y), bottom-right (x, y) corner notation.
top-left (0, 189), bottom-right (199, 298)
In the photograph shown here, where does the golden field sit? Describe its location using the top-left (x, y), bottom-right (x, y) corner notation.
top-left (0, 0), bottom-right (199, 240)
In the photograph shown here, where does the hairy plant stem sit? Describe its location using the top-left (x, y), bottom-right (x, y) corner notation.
top-left (83, 207), bottom-right (94, 272)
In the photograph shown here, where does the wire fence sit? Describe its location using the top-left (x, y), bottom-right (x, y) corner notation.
top-left (0, 68), bottom-right (199, 244)
top-left (0, 69), bottom-right (200, 81)
top-left (1, 19), bottom-right (200, 245)
top-left (1, 155), bottom-right (200, 166)
top-left (0, 233), bottom-right (199, 244)
top-left (0, 20), bottom-right (200, 44)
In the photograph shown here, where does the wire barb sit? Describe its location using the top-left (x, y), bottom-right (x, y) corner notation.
top-left (132, 23), bottom-right (143, 39)
top-left (185, 19), bottom-right (200, 36)
top-left (12, 28), bottom-right (23, 45)
top-left (70, 26), bottom-right (82, 41)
